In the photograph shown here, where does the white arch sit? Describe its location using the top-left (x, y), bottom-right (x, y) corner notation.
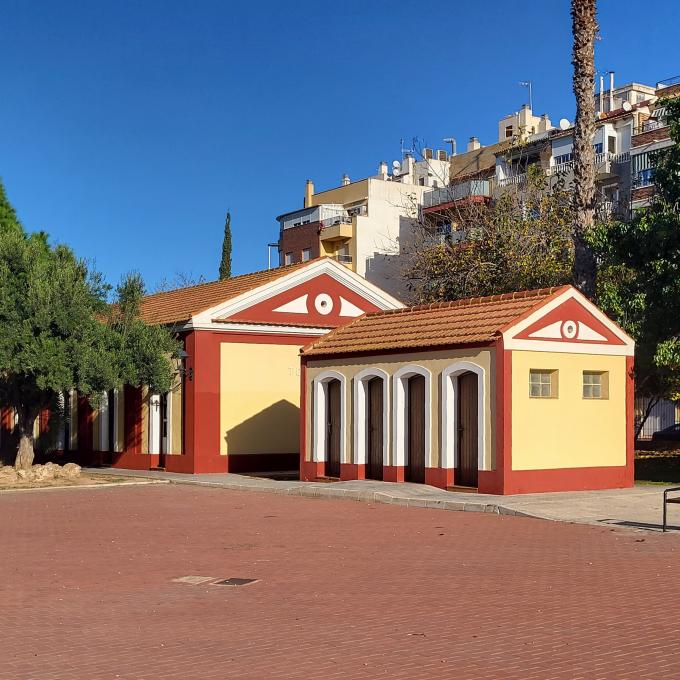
top-left (312, 370), bottom-right (347, 464)
top-left (392, 365), bottom-right (432, 469)
top-left (353, 367), bottom-right (390, 466)
top-left (441, 361), bottom-right (486, 472)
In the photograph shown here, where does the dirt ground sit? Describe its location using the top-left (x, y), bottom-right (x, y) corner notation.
top-left (0, 473), bottom-right (148, 491)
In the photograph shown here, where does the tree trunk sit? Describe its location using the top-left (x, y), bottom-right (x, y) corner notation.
top-left (635, 396), bottom-right (660, 440)
top-left (14, 408), bottom-right (36, 470)
top-left (571, 0), bottom-right (598, 299)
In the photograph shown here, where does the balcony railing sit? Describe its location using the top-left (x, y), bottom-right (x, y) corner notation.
top-left (633, 120), bottom-right (668, 136)
top-left (497, 173), bottom-right (526, 188)
top-left (423, 179), bottom-right (490, 208)
top-left (320, 214), bottom-right (352, 228)
top-left (546, 152), bottom-right (630, 176)
top-left (334, 254), bottom-right (353, 264)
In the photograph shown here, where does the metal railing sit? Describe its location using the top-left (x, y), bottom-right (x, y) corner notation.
top-left (334, 254), bottom-right (353, 264)
top-left (320, 214), bottom-right (352, 228)
top-left (497, 173), bottom-right (526, 188)
top-left (633, 120), bottom-right (669, 136)
top-left (657, 75), bottom-right (680, 90)
top-left (546, 152), bottom-right (630, 177)
top-left (422, 179), bottom-right (491, 208)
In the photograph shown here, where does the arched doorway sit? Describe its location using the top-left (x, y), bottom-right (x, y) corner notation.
top-left (457, 372), bottom-right (478, 487)
top-left (325, 379), bottom-right (341, 477)
top-left (366, 377), bottom-right (384, 480)
top-left (406, 374), bottom-right (426, 483)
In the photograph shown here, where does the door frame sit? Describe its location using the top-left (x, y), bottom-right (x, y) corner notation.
top-left (312, 371), bottom-right (347, 464)
top-left (392, 365), bottom-right (431, 469)
top-left (353, 368), bottom-right (389, 467)
top-left (441, 362), bottom-right (486, 473)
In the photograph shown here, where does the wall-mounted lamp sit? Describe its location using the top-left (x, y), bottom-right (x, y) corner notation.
top-left (178, 349), bottom-right (193, 381)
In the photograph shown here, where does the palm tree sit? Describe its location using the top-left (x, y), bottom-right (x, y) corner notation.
top-left (571, 0), bottom-right (598, 298)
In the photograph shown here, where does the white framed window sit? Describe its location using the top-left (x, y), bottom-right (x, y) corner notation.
top-left (529, 370), bottom-right (558, 398)
top-left (284, 252), bottom-right (293, 265)
top-left (301, 248), bottom-right (311, 262)
top-left (583, 371), bottom-right (609, 400)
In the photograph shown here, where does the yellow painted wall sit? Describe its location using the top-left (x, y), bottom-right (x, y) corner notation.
top-left (220, 343), bottom-right (301, 456)
top-left (310, 179), bottom-right (369, 207)
top-left (140, 387), bottom-right (149, 454)
top-left (170, 380), bottom-right (183, 454)
top-left (511, 351), bottom-right (626, 470)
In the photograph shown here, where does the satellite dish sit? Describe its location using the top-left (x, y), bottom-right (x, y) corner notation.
top-left (622, 101), bottom-right (632, 112)
top-left (559, 118), bottom-right (571, 130)
top-left (392, 160), bottom-right (401, 172)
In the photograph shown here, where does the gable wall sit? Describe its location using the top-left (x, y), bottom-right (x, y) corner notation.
top-left (511, 351), bottom-right (627, 471)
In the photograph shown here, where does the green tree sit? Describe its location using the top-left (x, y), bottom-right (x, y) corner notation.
top-left (407, 169), bottom-right (574, 302)
top-left (594, 97), bottom-right (680, 434)
top-left (0, 181), bottom-right (179, 469)
top-left (219, 210), bottom-right (232, 279)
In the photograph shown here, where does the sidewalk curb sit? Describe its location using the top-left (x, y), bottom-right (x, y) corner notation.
top-left (105, 472), bottom-right (539, 520)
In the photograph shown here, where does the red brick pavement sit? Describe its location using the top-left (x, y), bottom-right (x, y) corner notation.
top-left (2, 484), bottom-right (680, 679)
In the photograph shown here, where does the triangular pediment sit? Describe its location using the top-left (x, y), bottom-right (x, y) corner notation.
top-left (189, 258), bottom-right (403, 328)
top-left (503, 288), bottom-right (634, 355)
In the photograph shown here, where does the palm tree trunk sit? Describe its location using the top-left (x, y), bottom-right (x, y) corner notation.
top-left (571, 0), bottom-right (598, 298)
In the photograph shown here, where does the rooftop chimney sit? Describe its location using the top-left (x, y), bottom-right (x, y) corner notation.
top-left (378, 161), bottom-right (388, 179)
top-left (467, 136), bottom-right (481, 152)
top-left (342, 174), bottom-right (350, 186)
top-left (609, 71), bottom-right (615, 112)
top-left (304, 179), bottom-right (314, 208)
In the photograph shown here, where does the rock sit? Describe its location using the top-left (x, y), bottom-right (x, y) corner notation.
top-left (62, 463), bottom-right (81, 479)
top-left (32, 464), bottom-right (55, 482)
top-left (0, 466), bottom-right (18, 484)
top-left (16, 468), bottom-right (35, 481)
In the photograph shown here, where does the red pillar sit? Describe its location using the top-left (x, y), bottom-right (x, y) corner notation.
top-left (182, 330), bottom-right (226, 473)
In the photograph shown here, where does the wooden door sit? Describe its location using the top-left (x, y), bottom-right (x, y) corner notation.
top-left (457, 372), bottom-right (478, 487)
top-left (366, 378), bottom-right (383, 480)
top-left (407, 375), bottom-right (426, 483)
top-left (325, 380), bottom-right (341, 477)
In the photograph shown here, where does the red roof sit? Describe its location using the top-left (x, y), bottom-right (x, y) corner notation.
top-left (302, 287), bottom-right (568, 357)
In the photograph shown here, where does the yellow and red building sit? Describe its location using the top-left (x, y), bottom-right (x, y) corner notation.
top-left (11, 258), bottom-right (401, 473)
top-left (300, 285), bottom-right (635, 494)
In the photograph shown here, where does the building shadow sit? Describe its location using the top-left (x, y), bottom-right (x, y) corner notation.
top-left (224, 399), bottom-right (300, 475)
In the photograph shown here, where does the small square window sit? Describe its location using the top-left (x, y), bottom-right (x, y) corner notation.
top-left (284, 252), bottom-right (293, 265)
top-left (301, 248), bottom-right (311, 262)
top-left (529, 370), bottom-right (558, 398)
top-left (583, 371), bottom-right (609, 399)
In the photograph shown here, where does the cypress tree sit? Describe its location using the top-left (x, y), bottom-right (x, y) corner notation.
top-left (219, 211), bottom-right (232, 279)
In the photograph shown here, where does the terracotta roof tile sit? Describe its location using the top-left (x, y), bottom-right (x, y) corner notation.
top-left (302, 286), bottom-right (569, 357)
top-left (138, 260), bottom-right (314, 325)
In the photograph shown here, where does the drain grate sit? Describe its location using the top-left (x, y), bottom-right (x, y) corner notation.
top-left (212, 578), bottom-right (259, 587)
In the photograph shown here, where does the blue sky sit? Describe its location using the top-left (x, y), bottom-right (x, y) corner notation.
top-left (0, 0), bottom-right (678, 292)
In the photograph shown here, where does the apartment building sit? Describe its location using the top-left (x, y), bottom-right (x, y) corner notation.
top-left (276, 153), bottom-right (450, 298)
top-left (424, 76), bottom-right (658, 231)
top-left (630, 76), bottom-right (680, 209)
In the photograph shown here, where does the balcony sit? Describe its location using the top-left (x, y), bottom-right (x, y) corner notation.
top-left (320, 219), bottom-right (353, 242)
top-left (333, 254), bottom-right (353, 265)
top-left (423, 180), bottom-right (491, 210)
top-left (498, 173), bottom-right (527, 188)
top-left (545, 152), bottom-right (630, 178)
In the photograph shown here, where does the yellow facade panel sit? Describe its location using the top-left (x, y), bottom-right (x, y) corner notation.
top-left (511, 351), bottom-right (626, 470)
top-left (220, 342), bottom-right (301, 456)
